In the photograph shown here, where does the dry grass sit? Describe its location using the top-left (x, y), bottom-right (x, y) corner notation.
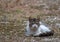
top-left (0, 0), bottom-right (60, 42)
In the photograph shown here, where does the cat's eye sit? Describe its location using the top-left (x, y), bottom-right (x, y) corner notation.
top-left (36, 22), bottom-right (38, 23)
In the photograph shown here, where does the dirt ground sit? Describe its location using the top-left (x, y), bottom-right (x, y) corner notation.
top-left (0, 0), bottom-right (60, 42)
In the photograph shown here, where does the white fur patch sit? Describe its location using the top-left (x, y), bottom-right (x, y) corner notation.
top-left (32, 24), bottom-right (38, 28)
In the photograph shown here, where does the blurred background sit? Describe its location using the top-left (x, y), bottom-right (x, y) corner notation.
top-left (0, 0), bottom-right (60, 42)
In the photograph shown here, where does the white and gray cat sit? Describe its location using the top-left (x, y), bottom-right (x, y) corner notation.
top-left (25, 17), bottom-right (54, 37)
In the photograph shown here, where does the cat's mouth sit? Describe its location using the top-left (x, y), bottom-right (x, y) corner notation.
top-left (32, 24), bottom-right (38, 28)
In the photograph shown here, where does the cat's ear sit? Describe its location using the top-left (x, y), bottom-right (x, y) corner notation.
top-left (29, 16), bottom-right (32, 21)
top-left (37, 15), bottom-right (40, 21)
